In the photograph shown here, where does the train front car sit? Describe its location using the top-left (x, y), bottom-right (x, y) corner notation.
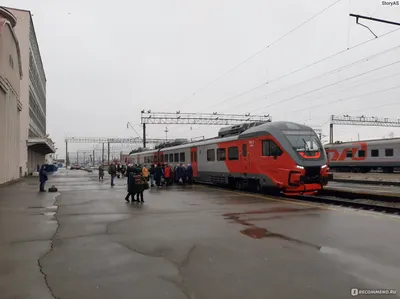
top-left (240, 121), bottom-right (329, 196)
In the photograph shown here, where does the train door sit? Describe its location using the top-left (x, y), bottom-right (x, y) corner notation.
top-left (241, 142), bottom-right (249, 174)
top-left (190, 147), bottom-right (198, 177)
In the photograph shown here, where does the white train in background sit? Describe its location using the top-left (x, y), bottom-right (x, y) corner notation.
top-left (324, 138), bottom-right (400, 173)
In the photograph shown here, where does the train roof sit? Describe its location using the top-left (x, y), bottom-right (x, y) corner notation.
top-left (325, 137), bottom-right (400, 147)
top-left (129, 121), bottom-right (315, 156)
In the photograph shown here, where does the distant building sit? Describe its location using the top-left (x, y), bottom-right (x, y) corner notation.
top-left (5, 7), bottom-right (55, 175)
top-left (0, 7), bottom-right (23, 184)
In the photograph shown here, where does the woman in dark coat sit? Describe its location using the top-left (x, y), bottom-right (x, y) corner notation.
top-left (154, 164), bottom-right (163, 187)
top-left (125, 166), bottom-right (136, 202)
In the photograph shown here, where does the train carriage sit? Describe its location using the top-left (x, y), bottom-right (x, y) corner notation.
top-left (129, 121), bottom-right (330, 195)
top-left (325, 138), bottom-right (400, 173)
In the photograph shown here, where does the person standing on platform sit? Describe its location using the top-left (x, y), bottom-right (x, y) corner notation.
top-left (108, 162), bottom-right (117, 186)
top-left (149, 164), bottom-right (155, 187)
top-left (142, 164), bottom-right (149, 182)
top-left (39, 165), bottom-right (48, 192)
top-left (154, 164), bottom-right (163, 187)
top-left (125, 166), bottom-right (136, 203)
top-left (98, 164), bottom-right (105, 182)
top-left (164, 164), bottom-right (171, 186)
top-left (134, 171), bottom-right (147, 202)
top-left (186, 164), bottom-right (193, 184)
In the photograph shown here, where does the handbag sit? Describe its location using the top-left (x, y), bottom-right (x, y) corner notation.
top-left (144, 182), bottom-right (149, 190)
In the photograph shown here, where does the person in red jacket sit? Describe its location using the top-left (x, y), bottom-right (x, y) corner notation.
top-left (164, 164), bottom-right (172, 186)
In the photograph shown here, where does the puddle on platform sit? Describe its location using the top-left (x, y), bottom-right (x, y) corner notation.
top-left (223, 206), bottom-right (320, 219)
top-left (240, 227), bottom-right (321, 249)
top-left (226, 207), bottom-right (321, 250)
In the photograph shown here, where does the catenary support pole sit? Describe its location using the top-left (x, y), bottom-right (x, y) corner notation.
top-left (143, 123), bottom-right (146, 148)
top-left (107, 142), bottom-right (110, 164)
top-left (65, 140), bottom-right (68, 167)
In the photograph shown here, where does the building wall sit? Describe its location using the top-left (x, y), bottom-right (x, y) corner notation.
top-left (7, 8), bottom-right (47, 175)
top-left (0, 9), bottom-right (22, 184)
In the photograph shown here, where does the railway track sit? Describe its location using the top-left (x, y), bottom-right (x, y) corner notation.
top-left (196, 183), bottom-right (400, 215)
top-left (295, 194), bottom-right (400, 215)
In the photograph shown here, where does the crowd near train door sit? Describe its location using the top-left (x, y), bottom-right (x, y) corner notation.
top-left (190, 147), bottom-right (198, 177)
top-left (241, 142), bottom-right (249, 174)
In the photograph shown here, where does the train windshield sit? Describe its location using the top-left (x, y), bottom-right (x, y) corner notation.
top-left (282, 130), bottom-right (322, 152)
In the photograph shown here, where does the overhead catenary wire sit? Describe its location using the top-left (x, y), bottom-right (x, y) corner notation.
top-left (168, 0), bottom-right (345, 109)
top-left (290, 83), bottom-right (400, 114)
top-left (252, 59), bottom-right (400, 113)
top-left (198, 27), bottom-right (400, 113)
top-left (222, 44), bottom-right (400, 112)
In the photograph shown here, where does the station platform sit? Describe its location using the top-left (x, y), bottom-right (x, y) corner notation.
top-left (326, 181), bottom-right (400, 197)
top-left (332, 172), bottom-right (400, 186)
top-left (1, 169), bottom-right (399, 299)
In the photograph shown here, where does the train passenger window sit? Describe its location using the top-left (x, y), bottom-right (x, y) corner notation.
top-left (165, 154), bottom-right (169, 162)
top-left (346, 151), bottom-right (352, 158)
top-left (358, 150), bottom-right (365, 157)
top-left (262, 140), bottom-right (283, 157)
top-left (207, 149), bottom-right (215, 161)
top-left (180, 153), bottom-right (185, 162)
top-left (217, 148), bottom-right (226, 161)
top-left (385, 149), bottom-right (394, 157)
top-left (169, 154), bottom-right (173, 162)
top-left (160, 154), bottom-right (164, 162)
top-left (371, 149), bottom-right (379, 157)
top-left (242, 144), bottom-right (247, 157)
top-left (194, 151), bottom-right (197, 162)
top-left (228, 147), bottom-right (239, 160)
top-left (174, 153), bottom-right (179, 162)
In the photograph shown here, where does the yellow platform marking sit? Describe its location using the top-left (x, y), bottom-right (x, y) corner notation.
top-left (195, 185), bottom-right (400, 221)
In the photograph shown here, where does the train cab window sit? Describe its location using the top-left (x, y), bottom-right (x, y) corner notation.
top-left (371, 149), bottom-right (379, 157)
top-left (228, 146), bottom-right (239, 160)
top-left (165, 154), bottom-right (169, 162)
top-left (174, 153), bottom-right (179, 162)
top-left (262, 140), bottom-right (283, 157)
top-left (169, 154), bottom-right (173, 162)
top-left (180, 153), bottom-right (185, 162)
top-left (385, 149), bottom-right (394, 157)
top-left (207, 149), bottom-right (215, 161)
top-left (346, 151), bottom-right (352, 158)
top-left (358, 150), bottom-right (365, 157)
top-left (242, 144), bottom-right (247, 157)
top-left (217, 148), bottom-right (226, 161)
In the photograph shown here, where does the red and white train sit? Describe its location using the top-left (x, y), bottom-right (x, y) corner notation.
top-left (129, 121), bottom-right (330, 195)
top-left (325, 138), bottom-right (400, 173)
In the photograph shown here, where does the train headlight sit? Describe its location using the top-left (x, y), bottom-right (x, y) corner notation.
top-left (296, 165), bottom-right (304, 169)
top-left (321, 164), bottom-right (328, 169)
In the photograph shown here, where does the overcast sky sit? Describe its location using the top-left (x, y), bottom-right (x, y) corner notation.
top-left (3, 0), bottom-right (400, 157)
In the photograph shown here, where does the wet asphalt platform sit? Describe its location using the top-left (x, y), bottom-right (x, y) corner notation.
top-left (0, 169), bottom-right (399, 299)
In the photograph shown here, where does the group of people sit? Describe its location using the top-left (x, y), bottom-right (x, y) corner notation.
top-left (97, 162), bottom-right (194, 203)
top-left (148, 163), bottom-right (193, 187)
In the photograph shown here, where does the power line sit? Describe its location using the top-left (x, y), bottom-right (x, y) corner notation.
top-left (196, 26), bottom-right (400, 113)
top-left (291, 84), bottom-right (400, 114)
top-left (169, 0), bottom-right (345, 108)
top-left (253, 59), bottom-right (400, 113)
top-left (223, 44), bottom-right (400, 112)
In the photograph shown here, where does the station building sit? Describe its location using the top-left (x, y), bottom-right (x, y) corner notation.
top-left (5, 7), bottom-right (55, 176)
top-left (0, 7), bottom-right (23, 184)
